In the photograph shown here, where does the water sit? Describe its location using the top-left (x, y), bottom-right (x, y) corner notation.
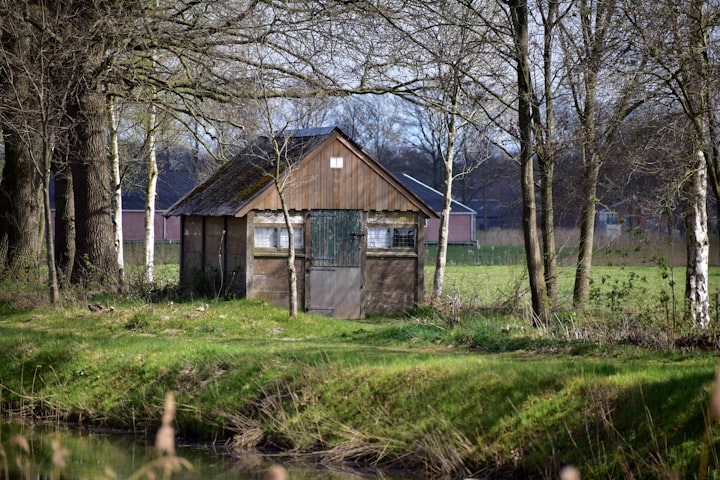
top-left (0, 422), bottom-right (387, 479)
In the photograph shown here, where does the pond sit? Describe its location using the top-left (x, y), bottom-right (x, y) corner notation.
top-left (0, 422), bottom-right (400, 480)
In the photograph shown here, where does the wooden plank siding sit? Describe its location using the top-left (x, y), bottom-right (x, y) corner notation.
top-left (363, 256), bottom-right (419, 315)
top-left (249, 256), bottom-right (305, 307)
top-left (203, 217), bottom-right (225, 272)
top-left (180, 216), bottom-right (204, 275)
top-left (224, 216), bottom-right (248, 297)
top-left (237, 136), bottom-right (422, 215)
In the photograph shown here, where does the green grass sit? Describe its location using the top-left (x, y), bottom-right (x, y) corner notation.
top-left (3, 231), bottom-right (720, 478)
top-left (0, 288), bottom-right (720, 479)
top-left (430, 263), bottom-right (718, 321)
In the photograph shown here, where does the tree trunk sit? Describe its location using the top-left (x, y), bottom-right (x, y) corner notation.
top-left (41, 131), bottom-right (60, 303)
top-left (108, 97), bottom-right (125, 290)
top-left (278, 183), bottom-right (298, 318)
top-left (432, 122), bottom-right (457, 302)
top-left (52, 153), bottom-right (75, 283)
top-left (679, 0), bottom-right (710, 329)
top-left (684, 152), bottom-right (710, 328)
top-left (511, 0), bottom-right (550, 326)
top-left (537, 0), bottom-right (559, 305)
top-left (573, 159), bottom-right (600, 307)
top-left (432, 169), bottom-right (452, 302)
top-left (539, 155), bottom-right (557, 304)
top-left (0, 131), bottom-right (44, 275)
top-left (68, 59), bottom-right (117, 286)
top-left (144, 103), bottom-right (158, 284)
top-left (0, 22), bottom-right (43, 276)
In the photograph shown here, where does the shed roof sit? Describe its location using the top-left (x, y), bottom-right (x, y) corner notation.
top-left (392, 172), bottom-right (476, 215)
top-left (165, 127), bottom-right (436, 218)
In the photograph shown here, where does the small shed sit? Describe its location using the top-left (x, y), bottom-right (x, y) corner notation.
top-left (393, 172), bottom-right (478, 246)
top-left (165, 127), bottom-right (437, 318)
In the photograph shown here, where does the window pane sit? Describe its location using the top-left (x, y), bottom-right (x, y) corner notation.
top-left (368, 227), bottom-right (391, 248)
top-left (255, 227), bottom-right (277, 247)
top-left (277, 227), bottom-right (304, 248)
top-left (392, 228), bottom-right (416, 248)
top-left (278, 229), bottom-right (289, 248)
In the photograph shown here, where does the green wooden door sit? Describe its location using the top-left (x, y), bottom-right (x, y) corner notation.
top-left (308, 210), bottom-right (363, 318)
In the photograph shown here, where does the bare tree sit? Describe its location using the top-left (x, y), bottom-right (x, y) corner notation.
top-left (558, 0), bottom-right (646, 308)
top-left (0, 0), bottom-right (79, 300)
top-left (354, 0), bottom-right (495, 300)
top-left (627, 0), bottom-right (713, 327)
top-left (532, 0), bottom-right (565, 304)
top-left (508, 0), bottom-right (551, 325)
top-left (267, 127), bottom-right (300, 319)
top-left (245, 98), bottom-right (304, 318)
top-left (0, 1), bottom-right (44, 277)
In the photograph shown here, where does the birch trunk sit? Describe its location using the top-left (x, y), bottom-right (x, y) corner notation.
top-left (144, 103), bottom-right (158, 284)
top-left (277, 180), bottom-right (298, 318)
top-left (108, 98), bottom-right (125, 290)
top-left (42, 137), bottom-right (59, 303)
top-left (684, 150), bottom-right (710, 328)
top-left (681, 0), bottom-right (710, 329)
top-left (431, 122), bottom-right (457, 302)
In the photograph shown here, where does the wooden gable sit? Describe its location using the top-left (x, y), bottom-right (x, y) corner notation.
top-left (236, 131), bottom-right (434, 217)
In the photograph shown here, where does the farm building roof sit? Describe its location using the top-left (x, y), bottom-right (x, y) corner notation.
top-left (392, 172), bottom-right (476, 215)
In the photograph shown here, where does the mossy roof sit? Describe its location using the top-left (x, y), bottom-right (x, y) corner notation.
top-left (165, 127), bottom-right (335, 217)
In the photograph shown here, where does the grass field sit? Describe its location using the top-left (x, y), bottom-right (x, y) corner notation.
top-left (2, 229), bottom-right (720, 478)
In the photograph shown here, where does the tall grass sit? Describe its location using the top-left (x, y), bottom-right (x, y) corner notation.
top-left (435, 228), bottom-right (719, 267)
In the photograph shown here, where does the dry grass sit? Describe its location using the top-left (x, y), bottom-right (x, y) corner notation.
top-left (0, 393), bottom-right (193, 480)
top-left (476, 228), bottom-right (718, 267)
